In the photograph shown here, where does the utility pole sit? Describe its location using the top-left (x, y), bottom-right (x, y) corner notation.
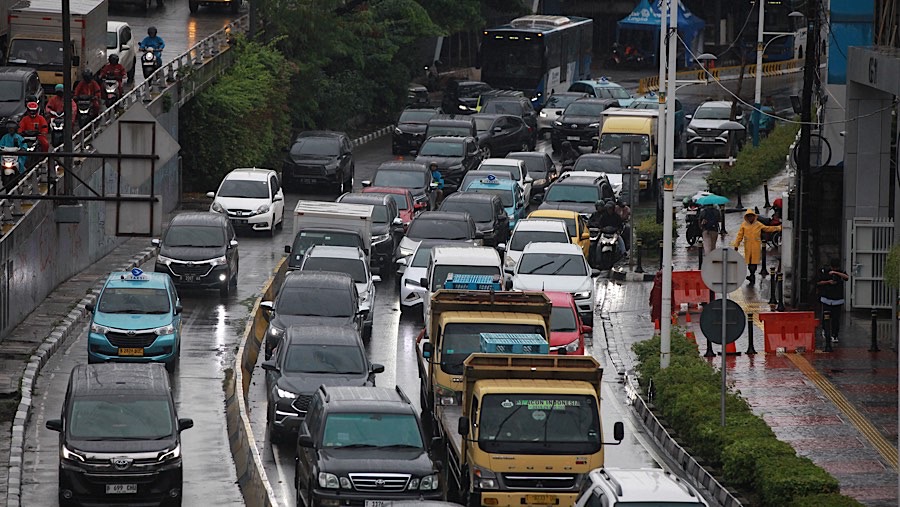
top-left (62, 0), bottom-right (74, 199)
top-left (660, 0), bottom-right (678, 369)
top-left (752, 0), bottom-right (765, 147)
top-left (793, 0), bottom-right (819, 307)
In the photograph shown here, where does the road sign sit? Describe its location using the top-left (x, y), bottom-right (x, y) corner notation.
top-left (700, 298), bottom-right (746, 344)
top-left (701, 247), bottom-right (746, 294)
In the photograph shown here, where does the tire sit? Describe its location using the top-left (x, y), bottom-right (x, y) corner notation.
top-left (189, 0), bottom-right (199, 12)
top-left (268, 422), bottom-right (285, 445)
top-left (482, 145), bottom-right (492, 159)
top-left (599, 251), bottom-right (613, 271)
top-left (519, 140), bottom-right (530, 152)
top-left (59, 491), bottom-right (77, 507)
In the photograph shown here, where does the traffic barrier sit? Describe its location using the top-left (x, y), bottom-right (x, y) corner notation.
top-left (672, 270), bottom-right (711, 311)
top-left (723, 340), bottom-right (740, 356)
top-left (653, 319), bottom-right (660, 336)
top-left (636, 58), bottom-right (804, 93)
top-left (759, 311), bottom-right (819, 353)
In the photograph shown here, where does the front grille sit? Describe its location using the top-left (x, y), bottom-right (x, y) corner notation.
top-left (168, 263), bottom-right (213, 277)
top-left (694, 128), bottom-right (723, 137)
top-left (291, 395), bottom-right (313, 415)
top-left (502, 473), bottom-right (577, 490)
top-left (288, 164), bottom-right (326, 176)
top-left (349, 473), bottom-right (411, 492)
top-left (106, 331), bottom-right (157, 348)
top-left (226, 209), bottom-right (253, 217)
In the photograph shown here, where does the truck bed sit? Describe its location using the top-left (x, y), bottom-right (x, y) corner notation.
top-left (437, 405), bottom-right (463, 457)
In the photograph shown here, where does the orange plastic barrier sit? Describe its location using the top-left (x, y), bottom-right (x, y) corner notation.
top-left (759, 312), bottom-right (819, 353)
top-left (672, 270), bottom-right (711, 311)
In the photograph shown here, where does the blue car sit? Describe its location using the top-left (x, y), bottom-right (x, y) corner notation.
top-left (464, 175), bottom-right (526, 230)
top-left (86, 269), bottom-right (183, 371)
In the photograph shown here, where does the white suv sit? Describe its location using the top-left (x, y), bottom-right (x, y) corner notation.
top-left (208, 168), bottom-right (285, 235)
top-left (509, 242), bottom-right (598, 325)
top-left (575, 468), bottom-right (708, 507)
top-left (504, 218), bottom-right (571, 270)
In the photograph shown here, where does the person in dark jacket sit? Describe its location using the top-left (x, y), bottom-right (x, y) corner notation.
top-left (816, 258), bottom-right (849, 343)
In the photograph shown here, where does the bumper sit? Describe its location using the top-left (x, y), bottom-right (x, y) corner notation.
top-left (400, 283), bottom-right (424, 307)
top-left (155, 262), bottom-right (229, 288)
top-left (225, 211), bottom-right (275, 231)
top-left (479, 491), bottom-right (578, 507)
top-left (574, 296), bottom-right (593, 320)
top-left (88, 332), bottom-right (178, 365)
top-left (551, 128), bottom-right (596, 148)
top-left (392, 133), bottom-right (425, 152)
top-left (282, 163), bottom-right (340, 185)
top-left (311, 488), bottom-right (443, 506)
top-left (371, 238), bottom-right (395, 270)
top-left (58, 461), bottom-right (182, 506)
top-left (271, 398), bottom-right (305, 433)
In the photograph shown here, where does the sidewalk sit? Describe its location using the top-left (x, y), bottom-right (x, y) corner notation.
top-left (0, 238), bottom-right (153, 501)
top-left (598, 169), bottom-right (899, 506)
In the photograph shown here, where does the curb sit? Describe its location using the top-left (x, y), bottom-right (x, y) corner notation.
top-left (610, 267), bottom-right (655, 282)
top-left (5, 246), bottom-right (158, 507)
top-left (351, 125), bottom-right (394, 148)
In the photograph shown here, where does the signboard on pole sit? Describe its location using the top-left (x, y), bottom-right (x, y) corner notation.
top-left (700, 298), bottom-right (746, 344)
top-left (701, 247), bottom-right (746, 294)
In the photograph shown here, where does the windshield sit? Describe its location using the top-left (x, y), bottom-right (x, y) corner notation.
top-left (322, 413), bottom-right (424, 449)
top-left (106, 31), bottom-right (118, 49)
top-left (431, 265), bottom-right (500, 292)
top-left (373, 170), bottom-right (426, 189)
top-left (426, 126), bottom-right (470, 138)
top-left (277, 287), bottom-right (352, 317)
top-left (470, 187), bottom-right (513, 207)
top-left (290, 137), bottom-right (339, 157)
top-left (533, 217), bottom-right (576, 236)
top-left (510, 156), bottom-right (548, 177)
top-left (218, 179), bottom-right (269, 199)
top-left (98, 287), bottom-right (170, 314)
top-left (283, 344), bottom-right (365, 374)
top-left (694, 106), bottom-right (731, 120)
top-left (399, 110), bottom-right (437, 123)
top-left (510, 230), bottom-right (570, 251)
top-left (407, 219), bottom-right (471, 240)
top-left (302, 257), bottom-right (367, 283)
top-left (481, 163), bottom-right (521, 180)
top-left (69, 397), bottom-right (173, 440)
top-left (292, 231), bottom-right (361, 258)
top-left (382, 193), bottom-right (408, 210)
top-left (545, 94), bottom-right (582, 109)
top-left (419, 140), bottom-right (463, 157)
top-left (461, 171), bottom-right (512, 190)
top-left (164, 225), bottom-right (224, 248)
top-left (544, 184), bottom-right (600, 204)
top-left (441, 323), bottom-right (545, 375)
top-left (573, 157), bottom-right (621, 173)
top-left (442, 201), bottom-right (493, 222)
top-left (518, 253), bottom-right (586, 276)
top-left (598, 133), bottom-right (650, 160)
top-left (477, 394), bottom-right (600, 454)
top-left (564, 103), bottom-right (605, 117)
top-left (480, 38), bottom-right (543, 81)
top-left (551, 305), bottom-right (578, 332)
top-left (596, 86), bottom-right (630, 99)
top-left (0, 81), bottom-right (23, 102)
top-left (8, 39), bottom-right (64, 66)
top-left (482, 101), bottom-right (523, 115)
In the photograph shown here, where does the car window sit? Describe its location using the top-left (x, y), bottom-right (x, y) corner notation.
top-left (291, 137), bottom-right (339, 156)
top-left (565, 103), bottom-right (605, 116)
top-left (123, 27), bottom-right (132, 44)
top-left (292, 231), bottom-right (362, 257)
top-left (545, 184), bottom-right (600, 204)
top-left (509, 230), bottom-right (569, 251)
top-left (373, 170), bottom-right (427, 189)
top-left (283, 344), bottom-right (366, 374)
top-left (106, 31), bottom-right (118, 50)
top-left (419, 140), bottom-right (464, 157)
top-left (470, 187), bottom-right (512, 207)
top-left (69, 397), bottom-right (174, 440)
top-left (399, 110), bottom-right (438, 123)
top-left (98, 287), bottom-right (171, 314)
top-left (694, 105), bottom-right (731, 120)
top-left (0, 80), bottom-right (23, 102)
top-left (164, 224), bottom-right (225, 247)
top-left (550, 305), bottom-right (578, 332)
top-left (546, 94), bottom-right (582, 109)
top-left (407, 218), bottom-right (472, 240)
top-left (302, 256), bottom-right (367, 283)
top-left (411, 245), bottom-right (437, 268)
top-left (218, 178), bottom-right (269, 199)
top-left (322, 413), bottom-right (423, 449)
top-left (473, 117), bottom-right (494, 134)
top-left (442, 200), bottom-right (493, 222)
top-left (277, 286), bottom-right (353, 317)
top-left (270, 175), bottom-right (280, 194)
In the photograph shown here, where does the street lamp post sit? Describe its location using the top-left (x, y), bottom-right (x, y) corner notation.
top-left (752, 7), bottom-right (804, 147)
top-left (660, 0), bottom-right (679, 369)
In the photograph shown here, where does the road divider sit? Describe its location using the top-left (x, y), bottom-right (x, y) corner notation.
top-left (225, 257), bottom-right (287, 507)
top-left (637, 59), bottom-right (804, 94)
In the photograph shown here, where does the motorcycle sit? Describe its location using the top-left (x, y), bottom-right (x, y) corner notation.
top-left (141, 47), bottom-right (160, 79)
top-left (19, 130), bottom-right (38, 166)
top-left (758, 211), bottom-right (783, 248)
top-left (103, 78), bottom-right (121, 108)
top-left (1, 146), bottom-right (20, 188)
top-left (75, 95), bottom-right (95, 130)
top-left (48, 110), bottom-right (65, 147)
top-left (596, 225), bottom-right (623, 271)
top-left (684, 202), bottom-right (702, 246)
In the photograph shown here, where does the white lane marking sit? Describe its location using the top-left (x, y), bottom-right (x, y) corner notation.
top-left (272, 443), bottom-right (293, 507)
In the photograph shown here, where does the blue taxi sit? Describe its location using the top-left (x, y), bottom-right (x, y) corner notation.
top-left (86, 268), bottom-right (183, 371)
top-left (464, 174), bottom-right (526, 230)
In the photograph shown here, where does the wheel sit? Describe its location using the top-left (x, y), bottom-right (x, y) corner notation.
top-left (686, 224), bottom-right (700, 246)
top-left (59, 491), bottom-right (77, 507)
top-left (230, 0), bottom-right (241, 13)
top-left (268, 421), bottom-right (285, 445)
top-left (599, 251), bottom-right (613, 271)
top-left (188, 0), bottom-right (198, 12)
top-left (482, 145), bottom-right (492, 159)
top-left (269, 222), bottom-right (276, 237)
top-left (519, 140), bottom-right (529, 152)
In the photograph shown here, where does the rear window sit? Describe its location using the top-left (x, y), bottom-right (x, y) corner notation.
top-left (407, 218), bottom-right (472, 240)
top-left (442, 200), bottom-right (493, 222)
top-left (510, 230), bottom-right (569, 251)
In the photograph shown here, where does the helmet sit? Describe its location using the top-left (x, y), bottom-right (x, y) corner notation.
top-left (54, 84), bottom-right (64, 95)
top-left (594, 200), bottom-right (604, 211)
top-left (108, 54), bottom-right (119, 64)
top-left (561, 141), bottom-right (571, 148)
top-left (147, 26), bottom-right (157, 37)
top-left (604, 201), bottom-right (615, 210)
top-left (5, 120), bottom-right (16, 131)
top-left (26, 102), bottom-right (38, 115)
top-left (82, 69), bottom-right (93, 81)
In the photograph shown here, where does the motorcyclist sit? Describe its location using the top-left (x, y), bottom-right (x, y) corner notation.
top-left (45, 84), bottom-right (78, 129)
top-left (560, 141), bottom-right (580, 169)
top-left (139, 27), bottom-right (166, 69)
top-left (74, 69), bottom-right (103, 117)
top-left (18, 101), bottom-right (49, 154)
top-left (589, 200), bottom-right (626, 258)
top-left (0, 120), bottom-right (28, 183)
top-left (430, 162), bottom-right (444, 206)
top-left (98, 54), bottom-right (128, 94)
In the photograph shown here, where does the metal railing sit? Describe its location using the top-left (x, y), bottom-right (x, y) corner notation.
top-left (638, 59), bottom-right (804, 94)
top-left (0, 15), bottom-right (250, 237)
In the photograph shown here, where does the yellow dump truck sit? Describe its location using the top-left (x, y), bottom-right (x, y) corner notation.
top-left (434, 353), bottom-right (623, 507)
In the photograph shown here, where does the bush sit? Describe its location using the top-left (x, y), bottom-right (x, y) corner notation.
top-left (757, 455), bottom-right (840, 506)
top-left (790, 494), bottom-right (866, 507)
top-left (706, 122), bottom-right (800, 196)
top-left (722, 437), bottom-right (797, 488)
top-left (885, 244), bottom-right (900, 289)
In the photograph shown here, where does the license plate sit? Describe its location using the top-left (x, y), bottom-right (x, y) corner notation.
top-left (183, 274), bottom-right (198, 282)
top-left (118, 348), bottom-right (144, 357)
top-left (106, 484), bottom-right (137, 494)
top-left (231, 219), bottom-right (247, 224)
top-left (566, 136), bottom-right (580, 141)
top-left (701, 137), bottom-right (716, 142)
top-left (299, 178), bottom-right (317, 185)
top-left (365, 501), bottom-right (390, 507)
top-left (525, 494), bottom-right (557, 505)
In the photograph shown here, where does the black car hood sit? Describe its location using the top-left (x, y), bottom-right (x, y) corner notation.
top-left (415, 156), bottom-right (464, 169)
top-left (319, 447), bottom-right (435, 476)
top-left (371, 223), bottom-right (390, 236)
top-left (539, 201), bottom-right (594, 215)
top-left (69, 435), bottom-right (178, 455)
top-left (0, 102), bottom-right (24, 121)
top-left (397, 122), bottom-right (427, 134)
top-left (277, 372), bottom-right (369, 396)
top-left (159, 245), bottom-right (227, 261)
top-left (289, 153), bottom-right (338, 165)
top-left (273, 315), bottom-right (356, 330)
top-left (559, 114), bottom-right (602, 125)
top-left (475, 222), bottom-right (496, 233)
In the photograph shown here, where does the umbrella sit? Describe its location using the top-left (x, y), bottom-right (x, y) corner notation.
top-left (695, 194), bottom-right (730, 206)
top-left (692, 191), bottom-right (713, 201)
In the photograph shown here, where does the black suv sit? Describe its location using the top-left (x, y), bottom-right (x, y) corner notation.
top-left (551, 98), bottom-right (620, 152)
top-left (0, 67), bottom-right (43, 125)
top-left (262, 326), bottom-right (384, 443)
top-left (363, 161), bottom-right (437, 211)
top-left (261, 271), bottom-right (362, 359)
top-left (441, 79), bottom-right (491, 114)
top-left (46, 363), bottom-right (193, 507)
top-left (283, 131), bottom-right (355, 193)
top-left (439, 192), bottom-right (508, 247)
top-left (336, 192), bottom-right (404, 275)
top-left (153, 212), bottom-right (239, 297)
top-left (471, 113), bottom-right (532, 158)
top-left (423, 115), bottom-right (478, 142)
top-left (537, 172), bottom-right (615, 219)
top-left (414, 135), bottom-right (482, 190)
top-left (295, 386), bottom-right (442, 506)
top-left (393, 107), bottom-right (441, 155)
top-left (479, 96), bottom-right (538, 146)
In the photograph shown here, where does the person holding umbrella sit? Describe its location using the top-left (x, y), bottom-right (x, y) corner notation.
top-left (732, 208), bottom-right (782, 285)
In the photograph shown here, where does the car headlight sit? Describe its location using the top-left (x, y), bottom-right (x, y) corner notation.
top-left (539, 111), bottom-right (547, 118)
top-left (686, 128), bottom-right (697, 136)
top-left (90, 323), bottom-right (110, 334)
top-left (158, 444), bottom-right (181, 461)
top-left (210, 255), bottom-right (228, 266)
top-left (420, 473), bottom-right (440, 491)
top-left (564, 337), bottom-right (581, 352)
top-left (553, 120), bottom-right (563, 126)
top-left (61, 445), bottom-right (85, 462)
top-left (588, 122), bottom-right (600, 128)
top-left (473, 466), bottom-right (497, 489)
top-left (458, 104), bottom-right (470, 111)
top-left (157, 255), bottom-right (174, 265)
top-left (394, 127), bottom-right (403, 135)
top-left (154, 324), bottom-right (176, 336)
top-left (267, 325), bottom-right (285, 338)
top-left (318, 472), bottom-right (340, 489)
top-left (275, 386), bottom-right (297, 399)
top-left (372, 233), bottom-right (390, 244)
top-left (211, 202), bottom-right (225, 213)
top-left (256, 204), bottom-right (270, 215)
top-left (505, 256), bottom-right (517, 268)
top-left (574, 291), bottom-right (591, 299)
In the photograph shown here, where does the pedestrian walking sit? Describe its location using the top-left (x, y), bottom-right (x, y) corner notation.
top-left (816, 258), bottom-right (849, 342)
top-left (698, 204), bottom-right (723, 254)
top-left (732, 208), bottom-right (781, 285)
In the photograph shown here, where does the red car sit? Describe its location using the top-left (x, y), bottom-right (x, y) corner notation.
top-left (546, 291), bottom-right (591, 355)
top-left (362, 186), bottom-right (422, 229)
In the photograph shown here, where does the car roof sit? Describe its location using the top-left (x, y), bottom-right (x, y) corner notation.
top-left (71, 363), bottom-right (170, 397)
top-left (522, 241), bottom-right (583, 255)
top-left (470, 113), bottom-right (513, 121)
top-left (402, 107), bottom-right (440, 113)
top-left (555, 172), bottom-right (609, 186)
top-left (442, 192), bottom-right (500, 205)
top-left (424, 135), bottom-right (469, 144)
top-left (697, 100), bottom-right (732, 108)
top-left (0, 67), bottom-right (37, 79)
top-left (454, 80), bottom-right (489, 87)
top-left (514, 219), bottom-right (569, 232)
top-left (106, 20), bottom-right (129, 30)
top-left (170, 211), bottom-right (228, 226)
top-left (294, 130), bottom-right (347, 141)
top-left (377, 161), bottom-right (428, 172)
top-left (466, 178), bottom-right (517, 191)
top-left (416, 211), bottom-right (472, 222)
top-left (283, 270), bottom-right (354, 289)
top-left (506, 152), bottom-right (547, 159)
top-left (224, 167), bottom-right (275, 181)
top-left (575, 78), bottom-right (625, 88)
top-left (590, 468), bottom-right (705, 503)
top-left (431, 246), bottom-right (500, 264)
top-left (464, 169), bottom-right (513, 180)
top-left (529, 209), bottom-right (581, 220)
top-left (570, 98), bottom-right (621, 107)
top-left (480, 158), bottom-right (523, 168)
top-left (104, 271), bottom-right (170, 290)
top-left (338, 193), bottom-right (392, 206)
top-left (321, 386), bottom-right (414, 412)
top-left (428, 118), bottom-right (475, 126)
top-left (545, 290), bottom-right (577, 306)
top-left (413, 239), bottom-right (467, 252)
top-left (305, 245), bottom-right (367, 261)
top-left (283, 325), bottom-right (362, 347)
top-left (363, 186), bottom-right (413, 197)
top-left (549, 91), bottom-right (588, 98)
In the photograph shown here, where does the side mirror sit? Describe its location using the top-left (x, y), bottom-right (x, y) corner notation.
top-left (174, 303), bottom-right (183, 315)
top-left (151, 238), bottom-right (160, 247)
top-left (273, 195), bottom-right (283, 202)
top-left (429, 182), bottom-right (439, 189)
top-left (685, 114), bottom-right (692, 120)
top-left (46, 419), bottom-right (62, 432)
top-left (372, 275), bottom-right (382, 283)
top-left (404, 277), bottom-right (419, 287)
top-left (474, 230), bottom-right (484, 240)
top-left (397, 257), bottom-right (408, 266)
top-left (260, 301), bottom-right (274, 313)
top-left (261, 360), bottom-right (278, 372)
top-left (457, 416), bottom-right (470, 437)
top-left (414, 202), bottom-right (427, 210)
top-left (524, 176), bottom-right (533, 184)
top-left (581, 324), bottom-right (593, 334)
top-left (580, 232), bottom-right (590, 240)
top-left (504, 266), bottom-right (514, 274)
top-left (392, 217), bottom-right (403, 226)
top-left (85, 303), bottom-right (95, 313)
top-left (613, 421), bottom-right (625, 442)
top-left (493, 126), bottom-right (502, 133)
top-left (284, 245), bottom-right (291, 254)
top-left (533, 194), bottom-right (543, 203)
top-left (370, 363), bottom-right (385, 374)
top-left (422, 341), bottom-right (434, 359)
top-left (591, 269), bottom-right (601, 277)
top-left (496, 243), bottom-right (506, 252)
top-left (361, 180), bottom-right (372, 187)
top-left (178, 418), bottom-right (194, 432)
top-left (505, 279), bottom-right (513, 290)
top-left (229, 240), bottom-right (239, 249)
top-left (205, 191), bottom-right (215, 199)
top-left (297, 432), bottom-right (315, 448)
top-left (72, 55), bottom-right (80, 67)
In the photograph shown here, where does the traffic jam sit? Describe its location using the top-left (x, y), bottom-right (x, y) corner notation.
top-left (28, 9), bottom-right (761, 507)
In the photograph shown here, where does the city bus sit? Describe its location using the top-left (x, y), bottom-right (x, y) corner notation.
top-left (480, 15), bottom-right (593, 108)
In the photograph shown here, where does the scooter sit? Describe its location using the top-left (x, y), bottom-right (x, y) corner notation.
top-left (48, 110), bottom-right (65, 147)
top-left (141, 47), bottom-right (160, 79)
top-left (19, 130), bottom-right (38, 167)
top-left (596, 225), bottom-right (623, 271)
top-left (75, 95), bottom-right (94, 130)
top-left (103, 78), bottom-right (121, 108)
top-left (1, 146), bottom-right (20, 188)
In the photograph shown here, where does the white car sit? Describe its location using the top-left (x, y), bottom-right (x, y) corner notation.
top-left (504, 219), bottom-right (570, 271)
top-left (208, 168), bottom-right (285, 236)
top-left (106, 21), bottom-right (136, 83)
top-left (509, 242), bottom-right (598, 325)
top-left (299, 245), bottom-right (379, 337)
top-left (399, 239), bottom-right (459, 312)
top-left (575, 468), bottom-right (708, 507)
top-left (477, 158), bottom-right (532, 203)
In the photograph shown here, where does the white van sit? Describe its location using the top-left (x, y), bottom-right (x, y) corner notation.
top-left (421, 246), bottom-right (503, 325)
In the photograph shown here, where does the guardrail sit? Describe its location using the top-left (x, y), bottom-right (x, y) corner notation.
top-left (0, 14), bottom-right (250, 238)
top-left (637, 59), bottom-right (804, 94)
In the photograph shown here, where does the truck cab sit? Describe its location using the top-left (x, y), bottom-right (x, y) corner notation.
top-left (597, 108), bottom-right (658, 193)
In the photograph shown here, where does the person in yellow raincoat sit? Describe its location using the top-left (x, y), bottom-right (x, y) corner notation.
top-left (732, 208), bottom-right (781, 285)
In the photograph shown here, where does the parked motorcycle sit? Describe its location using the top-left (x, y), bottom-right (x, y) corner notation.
top-left (141, 48), bottom-right (160, 79)
top-left (75, 95), bottom-right (94, 130)
top-left (1, 146), bottom-right (20, 188)
top-left (103, 78), bottom-right (121, 108)
top-left (596, 225), bottom-right (624, 271)
top-left (48, 110), bottom-right (66, 147)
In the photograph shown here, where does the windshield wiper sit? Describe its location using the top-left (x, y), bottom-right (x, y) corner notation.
top-left (377, 444), bottom-right (423, 449)
top-left (550, 257), bottom-right (575, 275)
top-left (331, 443), bottom-right (378, 449)
top-left (522, 260), bottom-right (555, 274)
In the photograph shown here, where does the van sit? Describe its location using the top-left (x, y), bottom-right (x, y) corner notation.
top-left (597, 108), bottom-right (658, 193)
top-left (422, 246), bottom-right (502, 324)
